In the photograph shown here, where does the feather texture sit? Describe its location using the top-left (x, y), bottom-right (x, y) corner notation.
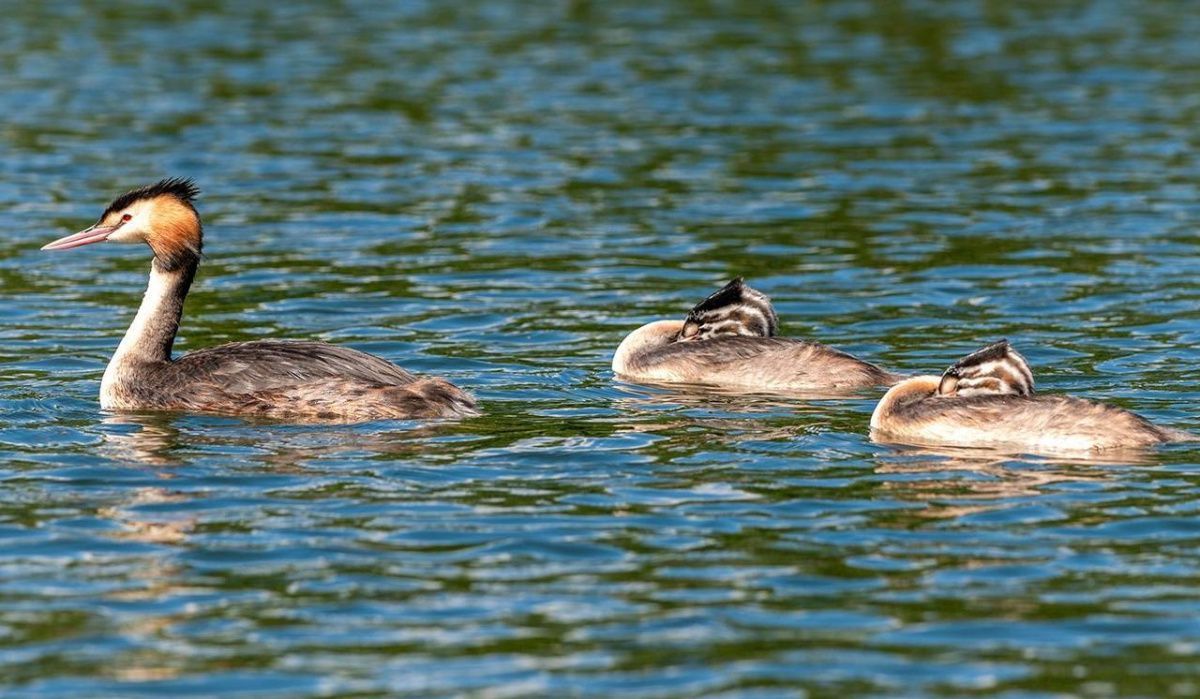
top-left (102, 177), bottom-right (199, 219)
top-left (876, 390), bottom-right (1186, 451)
top-left (625, 335), bottom-right (898, 391)
top-left (105, 341), bottom-right (476, 422)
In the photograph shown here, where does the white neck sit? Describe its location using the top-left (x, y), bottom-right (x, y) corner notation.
top-left (100, 259), bottom-right (194, 406)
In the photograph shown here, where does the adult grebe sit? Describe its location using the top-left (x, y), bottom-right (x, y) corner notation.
top-left (870, 340), bottom-right (1193, 453)
top-left (612, 278), bottom-right (900, 392)
top-left (42, 178), bottom-right (477, 422)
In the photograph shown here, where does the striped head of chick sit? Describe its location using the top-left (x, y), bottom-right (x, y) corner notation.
top-left (937, 340), bottom-right (1035, 397)
top-left (676, 277), bottom-right (779, 342)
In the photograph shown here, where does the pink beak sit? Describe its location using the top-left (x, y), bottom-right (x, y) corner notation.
top-left (41, 224), bottom-right (119, 251)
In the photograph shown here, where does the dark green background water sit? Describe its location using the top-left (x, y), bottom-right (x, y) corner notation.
top-left (4, 1), bottom-right (1200, 696)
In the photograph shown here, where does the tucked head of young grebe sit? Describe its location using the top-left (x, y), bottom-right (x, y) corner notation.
top-left (677, 278), bottom-right (778, 341)
top-left (612, 277), bottom-right (899, 392)
top-left (936, 340), bottom-right (1034, 397)
top-left (42, 178), bottom-right (477, 423)
top-left (871, 340), bottom-right (1192, 453)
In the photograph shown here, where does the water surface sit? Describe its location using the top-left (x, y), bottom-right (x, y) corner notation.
top-left (3, 1), bottom-right (1200, 696)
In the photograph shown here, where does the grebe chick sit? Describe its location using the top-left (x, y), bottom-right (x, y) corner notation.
top-left (612, 278), bottom-right (899, 392)
top-left (870, 340), bottom-right (1193, 453)
top-left (42, 178), bottom-right (477, 422)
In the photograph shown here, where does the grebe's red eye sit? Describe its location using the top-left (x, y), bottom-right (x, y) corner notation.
top-left (121, 213), bottom-right (132, 222)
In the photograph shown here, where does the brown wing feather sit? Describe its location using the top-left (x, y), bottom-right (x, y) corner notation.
top-left (632, 336), bottom-right (897, 390)
top-left (895, 393), bottom-right (1184, 448)
top-left (114, 340), bottom-right (476, 421)
top-left (171, 340), bottom-right (419, 391)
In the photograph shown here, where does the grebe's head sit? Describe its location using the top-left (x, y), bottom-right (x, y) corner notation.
top-left (937, 340), bottom-right (1034, 397)
top-left (677, 277), bottom-right (778, 341)
top-left (42, 178), bottom-right (202, 270)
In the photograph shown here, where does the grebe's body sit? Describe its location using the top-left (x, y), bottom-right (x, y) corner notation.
top-left (45, 179), bottom-right (476, 422)
top-left (613, 279), bottom-right (899, 392)
top-left (871, 341), bottom-right (1192, 453)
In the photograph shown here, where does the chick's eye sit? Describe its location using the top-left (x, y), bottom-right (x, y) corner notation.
top-left (121, 213), bottom-right (132, 222)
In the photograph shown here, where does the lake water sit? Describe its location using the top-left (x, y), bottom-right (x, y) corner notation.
top-left (4, 1), bottom-right (1200, 696)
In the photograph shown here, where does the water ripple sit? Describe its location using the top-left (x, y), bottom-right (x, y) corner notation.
top-left (3, 0), bottom-right (1200, 696)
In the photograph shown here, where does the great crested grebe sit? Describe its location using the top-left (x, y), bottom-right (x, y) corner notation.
top-left (612, 278), bottom-right (900, 392)
top-left (42, 178), bottom-right (477, 422)
top-left (870, 340), bottom-right (1193, 453)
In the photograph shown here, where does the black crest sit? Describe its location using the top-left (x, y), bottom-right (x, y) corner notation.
top-left (938, 339), bottom-right (1035, 397)
top-left (102, 177), bottom-right (200, 218)
top-left (677, 277), bottom-right (779, 341)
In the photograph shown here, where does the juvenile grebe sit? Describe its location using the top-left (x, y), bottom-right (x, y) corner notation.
top-left (870, 340), bottom-right (1193, 453)
top-left (612, 278), bottom-right (899, 392)
top-left (42, 178), bottom-right (477, 422)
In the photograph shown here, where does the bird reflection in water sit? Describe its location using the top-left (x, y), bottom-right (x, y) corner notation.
top-left (870, 441), bottom-right (1155, 520)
